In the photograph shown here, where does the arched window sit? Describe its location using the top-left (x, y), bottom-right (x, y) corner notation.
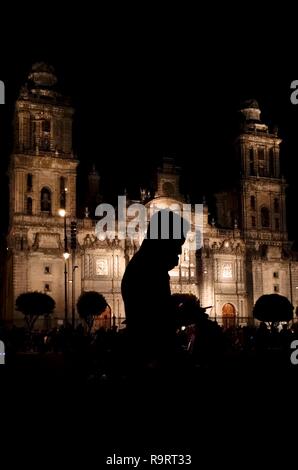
top-left (258, 147), bottom-right (265, 176)
top-left (261, 207), bottom-right (270, 228)
top-left (41, 187), bottom-right (51, 213)
top-left (27, 197), bottom-right (32, 215)
top-left (249, 148), bottom-right (254, 175)
top-left (183, 248), bottom-right (189, 262)
top-left (27, 173), bottom-right (33, 192)
top-left (258, 147), bottom-right (265, 160)
top-left (274, 198), bottom-right (279, 213)
top-left (41, 120), bottom-right (51, 151)
top-left (41, 138), bottom-right (50, 151)
top-left (269, 148), bottom-right (275, 176)
top-left (250, 195), bottom-right (256, 210)
top-left (275, 218), bottom-right (280, 231)
top-left (32, 120), bottom-right (38, 148)
top-left (42, 120), bottom-right (51, 133)
top-left (60, 177), bottom-right (67, 208)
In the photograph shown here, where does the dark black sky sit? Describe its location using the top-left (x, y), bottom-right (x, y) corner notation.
top-left (1, 8), bottom-right (298, 237)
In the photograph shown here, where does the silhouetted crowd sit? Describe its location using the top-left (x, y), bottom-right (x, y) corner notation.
top-left (1, 318), bottom-right (297, 384)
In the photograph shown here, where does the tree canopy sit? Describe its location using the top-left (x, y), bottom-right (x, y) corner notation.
top-left (77, 291), bottom-right (108, 331)
top-left (16, 291), bottom-right (55, 330)
top-left (253, 294), bottom-right (293, 323)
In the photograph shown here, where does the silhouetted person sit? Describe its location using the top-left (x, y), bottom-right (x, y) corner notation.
top-left (121, 209), bottom-right (189, 368)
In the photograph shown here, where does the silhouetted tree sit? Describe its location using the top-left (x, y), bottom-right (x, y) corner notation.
top-left (77, 291), bottom-right (108, 332)
top-left (253, 294), bottom-right (293, 327)
top-left (16, 291), bottom-right (55, 331)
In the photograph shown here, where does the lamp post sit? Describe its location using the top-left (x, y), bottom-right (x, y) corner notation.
top-left (72, 264), bottom-right (78, 328)
top-left (70, 221), bottom-right (78, 328)
top-left (59, 206), bottom-right (70, 325)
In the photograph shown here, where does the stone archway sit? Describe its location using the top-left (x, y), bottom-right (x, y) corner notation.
top-left (222, 303), bottom-right (236, 329)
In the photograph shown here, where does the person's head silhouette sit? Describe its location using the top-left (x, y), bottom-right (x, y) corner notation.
top-left (140, 209), bottom-right (190, 271)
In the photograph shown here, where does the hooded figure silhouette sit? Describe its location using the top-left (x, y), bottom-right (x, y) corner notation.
top-left (121, 209), bottom-right (189, 366)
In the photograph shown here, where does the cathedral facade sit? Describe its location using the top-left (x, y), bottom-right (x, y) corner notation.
top-left (3, 64), bottom-right (298, 328)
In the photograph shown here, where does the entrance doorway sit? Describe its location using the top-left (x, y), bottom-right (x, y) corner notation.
top-left (222, 303), bottom-right (236, 328)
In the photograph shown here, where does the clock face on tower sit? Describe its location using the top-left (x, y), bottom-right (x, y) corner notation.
top-left (96, 258), bottom-right (108, 276)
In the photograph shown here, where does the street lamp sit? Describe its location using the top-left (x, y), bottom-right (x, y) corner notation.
top-left (59, 204), bottom-right (69, 325)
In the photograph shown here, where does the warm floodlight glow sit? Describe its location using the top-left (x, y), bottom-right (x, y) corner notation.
top-left (63, 251), bottom-right (70, 260)
top-left (59, 209), bottom-right (66, 217)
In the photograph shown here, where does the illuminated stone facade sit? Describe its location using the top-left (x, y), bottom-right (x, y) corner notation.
top-left (3, 67), bottom-right (298, 327)
top-left (199, 100), bottom-right (298, 324)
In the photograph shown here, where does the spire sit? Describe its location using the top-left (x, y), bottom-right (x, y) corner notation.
top-left (88, 164), bottom-right (101, 200)
top-left (160, 152), bottom-right (179, 170)
top-left (86, 164), bottom-right (102, 216)
top-left (156, 153), bottom-right (182, 200)
top-left (22, 62), bottom-right (61, 102)
top-left (28, 62), bottom-right (57, 87)
top-left (15, 62), bottom-right (74, 155)
top-left (238, 99), bottom-right (269, 134)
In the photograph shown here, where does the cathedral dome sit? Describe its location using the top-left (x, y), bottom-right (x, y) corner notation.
top-left (239, 98), bottom-right (261, 122)
top-left (28, 62), bottom-right (57, 87)
top-left (241, 99), bottom-right (260, 110)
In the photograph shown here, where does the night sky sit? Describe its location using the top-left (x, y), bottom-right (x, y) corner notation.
top-left (1, 9), bottom-right (298, 238)
top-left (1, 9), bottom-right (297, 455)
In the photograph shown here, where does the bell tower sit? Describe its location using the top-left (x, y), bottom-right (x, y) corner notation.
top-left (156, 155), bottom-right (182, 200)
top-left (6, 63), bottom-right (78, 324)
top-left (235, 99), bottom-right (287, 240)
top-left (9, 62), bottom-right (77, 222)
